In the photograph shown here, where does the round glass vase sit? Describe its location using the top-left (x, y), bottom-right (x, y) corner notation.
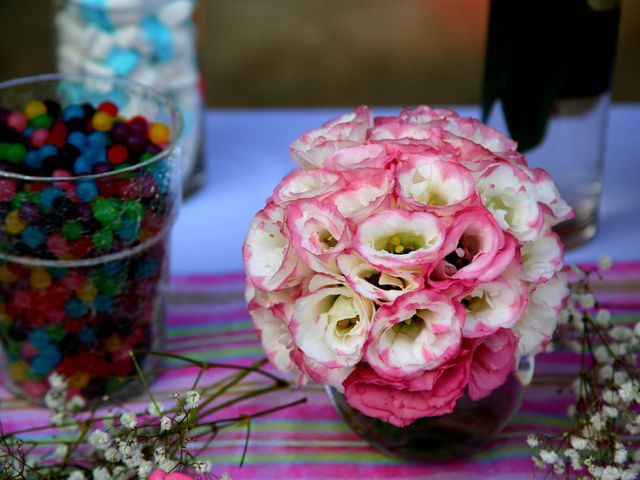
top-left (0, 73), bottom-right (182, 404)
top-left (326, 356), bottom-right (534, 462)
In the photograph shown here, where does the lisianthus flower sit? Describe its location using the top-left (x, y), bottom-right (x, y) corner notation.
top-left (243, 203), bottom-right (309, 291)
top-left (353, 210), bottom-right (445, 273)
top-left (531, 168), bottom-right (574, 225)
top-left (429, 207), bottom-right (511, 288)
top-left (395, 153), bottom-right (477, 215)
top-left (460, 266), bottom-right (528, 338)
top-left (328, 167), bottom-right (394, 223)
top-left (426, 116), bottom-right (518, 154)
top-left (290, 346), bottom-right (353, 391)
top-left (399, 105), bottom-right (460, 124)
top-left (513, 272), bottom-right (569, 358)
top-left (286, 199), bottom-right (351, 274)
top-left (290, 274), bottom-right (374, 369)
top-left (476, 163), bottom-right (544, 242)
top-left (343, 353), bottom-right (470, 427)
top-left (324, 144), bottom-right (395, 171)
top-left (337, 252), bottom-right (422, 304)
top-left (248, 297), bottom-right (306, 386)
top-left (368, 119), bottom-right (446, 154)
top-left (467, 328), bottom-right (517, 400)
top-left (365, 289), bottom-right (464, 379)
top-left (272, 168), bottom-right (344, 206)
top-left (521, 225), bottom-right (564, 283)
top-left (290, 106), bottom-right (373, 169)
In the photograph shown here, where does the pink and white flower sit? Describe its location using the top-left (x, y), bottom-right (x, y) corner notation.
top-left (353, 210), bottom-right (445, 273)
top-left (467, 328), bottom-right (517, 400)
top-left (521, 225), bottom-right (564, 283)
top-left (365, 289), bottom-right (464, 379)
top-left (243, 203), bottom-right (309, 291)
top-left (514, 272), bottom-right (570, 357)
top-left (460, 266), bottom-right (528, 338)
top-left (273, 168), bottom-right (344, 206)
top-left (290, 106), bottom-right (373, 169)
top-left (476, 163), bottom-right (544, 241)
top-left (337, 252), bottom-right (422, 304)
top-left (290, 275), bottom-right (374, 369)
top-left (395, 153), bottom-right (477, 214)
top-left (286, 200), bottom-right (351, 274)
top-left (245, 104), bottom-right (571, 427)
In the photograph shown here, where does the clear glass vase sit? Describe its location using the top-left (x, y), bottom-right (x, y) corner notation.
top-left (326, 356), bottom-right (534, 462)
top-left (0, 74), bottom-right (182, 403)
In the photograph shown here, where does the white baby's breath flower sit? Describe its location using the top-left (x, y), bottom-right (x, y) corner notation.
top-left (634, 322), bottom-right (640, 338)
top-left (615, 443), bottom-right (628, 464)
top-left (183, 390), bottom-right (200, 410)
top-left (120, 412), bottom-right (137, 430)
top-left (527, 434), bottom-right (540, 448)
top-left (532, 455), bottom-right (545, 470)
top-left (193, 461), bottom-right (212, 474)
top-left (104, 447), bottom-right (121, 462)
top-left (601, 465), bottom-right (622, 480)
top-left (599, 365), bottom-right (615, 382)
top-left (136, 461), bottom-right (153, 479)
top-left (44, 388), bottom-right (65, 410)
top-left (146, 402), bottom-right (163, 417)
top-left (160, 416), bottom-right (172, 431)
top-left (53, 444), bottom-right (68, 459)
top-left (603, 389), bottom-right (619, 405)
top-left (567, 404), bottom-right (576, 418)
top-left (596, 309), bottom-right (612, 327)
top-left (590, 412), bottom-right (605, 432)
top-left (619, 381), bottom-right (637, 403)
top-left (604, 405), bottom-right (620, 418)
top-left (50, 411), bottom-right (66, 426)
top-left (610, 326), bottom-right (634, 342)
top-left (540, 450), bottom-right (559, 464)
top-left (68, 395), bottom-right (86, 411)
top-left (615, 371), bottom-right (629, 386)
top-left (598, 255), bottom-right (613, 271)
top-left (219, 474), bottom-right (232, 480)
top-left (564, 448), bottom-right (581, 470)
top-left (594, 345), bottom-right (614, 365)
top-left (48, 372), bottom-right (68, 389)
top-left (69, 472), bottom-right (86, 480)
top-left (579, 293), bottom-right (596, 309)
top-left (571, 436), bottom-right (589, 451)
top-left (92, 467), bottom-right (112, 480)
top-left (159, 459), bottom-right (179, 473)
top-left (88, 429), bottom-right (111, 450)
top-left (621, 469), bottom-right (639, 480)
top-left (553, 461), bottom-right (566, 475)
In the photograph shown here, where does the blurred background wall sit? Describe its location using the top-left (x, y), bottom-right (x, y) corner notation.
top-left (0, 0), bottom-right (638, 107)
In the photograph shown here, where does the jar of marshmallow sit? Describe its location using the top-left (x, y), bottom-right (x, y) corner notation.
top-left (54, 0), bottom-right (205, 196)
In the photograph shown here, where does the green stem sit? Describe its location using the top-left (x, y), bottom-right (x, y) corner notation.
top-left (130, 350), bottom-right (161, 418)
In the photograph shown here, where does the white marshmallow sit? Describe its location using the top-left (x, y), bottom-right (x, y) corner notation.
top-left (157, 0), bottom-right (195, 28)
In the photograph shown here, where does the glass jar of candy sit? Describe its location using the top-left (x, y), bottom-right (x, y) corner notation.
top-left (54, 0), bottom-right (205, 196)
top-left (0, 74), bottom-right (182, 403)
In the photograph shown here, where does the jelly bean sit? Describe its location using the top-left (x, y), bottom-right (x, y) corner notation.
top-left (64, 297), bottom-right (87, 319)
top-left (7, 111), bottom-right (28, 133)
top-left (5, 210), bottom-right (27, 234)
top-left (39, 187), bottom-right (65, 209)
top-left (0, 179), bottom-right (17, 202)
top-left (92, 228), bottom-right (114, 251)
top-left (110, 122), bottom-right (129, 143)
top-left (67, 131), bottom-right (86, 150)
top-left (77, 326), bottom-right (95, 344)
top-left (8, 360), bottom-right (29, 382)
top-left (107, 144), bottom-right (128, 164)
top-left (87, 131), bottom-right (108, 149)
top-left (77, 282), bottom-right (97, 302)
top-left (23, 151), bottom-right (42, 169)
top-left (18, 202), bottom-right (40, 224)
top-left (117, 216), bottom-right (140, 241)
top-left (30, 128), bottom-right (50, 149)
top-left (6, 144), bottom-right (26, 163)
top-left (30, 114), bottom-right (53, 130)
top-left (46, 232), bottom-right (69, 256)
top-left (97, 101), bottom-right (118, 116)
top-left (32, 349), bottom-right (62, 377)
top-left (74, 155), bottom-right (93, 174)
top-left (29, 268), bottom-right (52, 290)
top-left (92, 111), bottom-right (114, 132)
top-left (93, 294), bottom-right (114, 313)
top-left (76, 180), bottom-right (98, 202)
top-left (149, 122), bottom-right (171, 144)
top-left (21, 226), bottom-right (46, 249)
top-left (62, 104), bottom-right (85, 121)
top-left (92, 198), bottom-right (119, 224)
top-left (39, 144), bottom-right (59, 159)
top-left (61, 220), bottom-right (84, 241)
top-left (70, 236), bottom-right (93, 257)
top-left (0, 265), bottom-right (18, 284)
top-left (24, 100), bottom-right (46, 119)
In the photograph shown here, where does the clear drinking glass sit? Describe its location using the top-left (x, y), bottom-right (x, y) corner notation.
top-left (0, 74), bottom-right (182, 403)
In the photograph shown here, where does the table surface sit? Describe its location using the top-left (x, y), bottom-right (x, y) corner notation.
top-left (171, 104), bottom-right (640, 274)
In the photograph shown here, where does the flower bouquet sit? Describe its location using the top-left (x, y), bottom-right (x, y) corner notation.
top-left (243, 105), bottom-right (573, 456)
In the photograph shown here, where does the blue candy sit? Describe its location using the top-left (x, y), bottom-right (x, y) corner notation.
top-left (77, 327), bottom-right (96, 344)
top-left (87, 147), bottom-right (107, 165)
top-left (47, 267), bottom-right (67, 280)
top-left (39, 187), bottom-right (65, 209)
top-left (77, 180), bottom-right (98, 202)
top-left (24, 151), bottom-right (42, 169)
top-left (87, 131), bottom-right (108, 149)
top-left (79, 0), bottom-right (112, 31)
top-left (103, 259), bottom-right (125, 277)
top-left (62, 104), bottom-right (85, 121)
top-left (29, 328), bottom-right (53, 349)
top-left (74, 155), bottom-right (93, 175)
top-left (67, 131), bottom-right (86, 150)
top-left (137, 259), bottom-right (159, 278)
top-left (93, 294), bottom-right (113, 313)
top-left (64, 298), bottom-right (88, 319)
top-left (117, 216), bottom-right (140, 241)
top-left (32, 348), bottom-right (62, 377)
top-left (105, 47), bottom-right (141, 76)
top-left (20, 226), bottom-right (46, 249)
top-left (142, 17), bottom-right (174, 61)
top-left (39, 144), bottom-right (58, 159)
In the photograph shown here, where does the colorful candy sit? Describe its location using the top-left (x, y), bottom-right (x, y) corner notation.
top-left (0, 97), bottom-right (177, 402)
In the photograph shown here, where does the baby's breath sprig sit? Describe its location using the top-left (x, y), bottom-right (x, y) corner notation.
top-left (0, 352), bottom-right (306, 480)
top-left (529, 257), bottom-right (640, 479)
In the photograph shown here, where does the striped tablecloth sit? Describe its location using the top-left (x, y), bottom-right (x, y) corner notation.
top-left (1, 262), bottom-right (639, 480)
